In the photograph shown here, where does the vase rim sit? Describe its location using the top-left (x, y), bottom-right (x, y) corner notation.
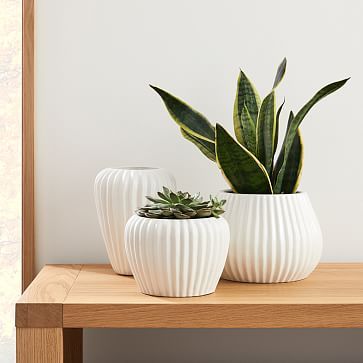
top-left (110, 166), bottom-right (161, 171)
top-left (220, 189), bottom-right (306, 196)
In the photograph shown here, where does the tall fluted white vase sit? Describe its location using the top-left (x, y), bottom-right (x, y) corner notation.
top-left (220, 191), bottom-right (322, 283)
top-left (94, 167), bottom-right (176, 275)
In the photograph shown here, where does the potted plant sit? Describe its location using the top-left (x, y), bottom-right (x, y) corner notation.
top-left (125, 188), bottom-right (230, 297)
top-left (150, 58), bottom-right (348, 283)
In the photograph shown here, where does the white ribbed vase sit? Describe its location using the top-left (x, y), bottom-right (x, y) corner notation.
top-left (125, 215), bottom-right (230, 297)
top-left (221, 191), bottom-right (322, 283)
top-left (94, 167), bottom-right (176, 275)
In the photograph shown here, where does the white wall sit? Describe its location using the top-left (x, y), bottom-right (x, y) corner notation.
top-left (35, 0), bottom-right (363, 361)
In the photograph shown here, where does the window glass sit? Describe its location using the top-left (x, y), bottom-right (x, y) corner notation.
top-left (0, 0), bottom-right (22, 361)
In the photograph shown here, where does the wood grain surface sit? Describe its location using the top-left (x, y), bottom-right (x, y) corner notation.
top-left (17, 328), bottom-right (63, 363)
top-left (16, 265), bottom-right (82, 327)
top-left (22, 0), bottom-right (35, 291)
top-left (16, 327), bottom-right (82, 363)
top-left (17, 264), bottom-right (363, 329)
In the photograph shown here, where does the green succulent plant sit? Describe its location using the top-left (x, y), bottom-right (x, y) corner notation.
top-left (150, 59), bottom-right (348, 194)
top-left (136, 187), bottom-right (226, 219)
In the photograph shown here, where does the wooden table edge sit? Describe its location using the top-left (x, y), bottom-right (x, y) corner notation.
top-left (16, 264), bottom-right (83, 328)
top-left (62, 302), bottom-right (363, 329)
top-left (16, 263), bottom-right (363, 329)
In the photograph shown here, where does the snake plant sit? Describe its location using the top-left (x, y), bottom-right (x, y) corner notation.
top-left (137, 187), bottom-right (226, 219)
top-left (150, 59), bottom-right (348, 194)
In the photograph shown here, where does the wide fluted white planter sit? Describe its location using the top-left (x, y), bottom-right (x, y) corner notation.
top-left (125, 215), bottom-right (230, 297)
top-left (220, 191), bottom-right (323, 283)
top-left (94, 167), bottom-right (176, 275)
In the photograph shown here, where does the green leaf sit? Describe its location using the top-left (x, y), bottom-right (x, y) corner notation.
top-left (180, 128), bottom-right (216, 162)
top-left (233, 99), bottom-right (246, 146)
top-left (274, 99), bottom-right (285, 154)
top-left (273, 58), bottom-right (287, 88)
top-left (215, 124), bottom-right (273, 194)
top-left (279, 129), bottom-right (304, 193)
top-left (157, 192), bottom-right (170, 202)
top-left (147, 196), bottom-right (167, 204)
top-left (150, 85), bottom-right (215, 141)
top-left (233, 70), bottom-right (261, 137)
top-left (274, 78), bottom-right (349, 192)
top-left (256, 91), bottom-right (276, 175)
top-left (240, 105), bottom-right (256, 153)
top-left (169, 191), bottom-right (179, 203)
top-left (273, 110), bottom-right (294, 187)
top-left (162, 186), bottom-right (172, 200)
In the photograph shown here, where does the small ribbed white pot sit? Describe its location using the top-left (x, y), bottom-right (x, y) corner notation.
top-left (94, 167), bottom-right (176, 275)
top-left (125, 215), bottom-right (230, 297)
top-left (221, 191), bottom-right (323, 283)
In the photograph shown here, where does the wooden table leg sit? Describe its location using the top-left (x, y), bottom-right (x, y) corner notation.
top-left (63, 328), bottom-right (83, 362)
top-left (16, 328), bottom-right (83, 363)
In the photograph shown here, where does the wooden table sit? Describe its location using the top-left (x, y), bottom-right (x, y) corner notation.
top-left (16, 263), bottom-right (363, 362)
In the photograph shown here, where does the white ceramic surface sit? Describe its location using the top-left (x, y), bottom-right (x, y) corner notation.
top-left (220, 191), bottom-right (323, 283)
top-left (94, 167), bottom-right (176, 275)
top-left (125, 215), bottom-right (230, 297)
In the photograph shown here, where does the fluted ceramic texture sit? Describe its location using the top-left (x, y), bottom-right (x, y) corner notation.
top-left (220, 192), bottom-right (322, 283)
top-left (125, 215), bottom-right (230, 297)
top-left (94, 167), bottom-right (176, 275)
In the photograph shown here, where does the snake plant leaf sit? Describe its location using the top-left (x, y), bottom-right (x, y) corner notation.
top-left (240, 105), bottom-right (257, 153)
top-left (233, 70), bottom-right (261, 135)
top-left (233, 101), bottom-right (246, 147)
top-left (256, 90), bottom-right (276, 176)
top-left (273, 110), bottom-right (294, 187)
top-left (274, 99), bottom-right (285, 154)
top-left (279, 129), bottom-right (304, 193)
top-left (150, 85), bottom-right (215, 142)
top-left (273, 58), bottom-right (287, 89)
top-left (274, 78), bottom-right (349, 192)
top-left (180, 128), bottom-right (216, 162)
top-left (215, 123), bottom-right (273, 194)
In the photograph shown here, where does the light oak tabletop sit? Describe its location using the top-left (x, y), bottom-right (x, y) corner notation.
top-left (16, 263), bottom-right (363, 329)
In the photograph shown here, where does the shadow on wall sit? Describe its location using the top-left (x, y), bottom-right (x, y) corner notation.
top-left (85, 328), bottom-right (363, 363)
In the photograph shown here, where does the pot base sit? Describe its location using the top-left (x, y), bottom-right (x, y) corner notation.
top-left (221, 272), bottom-right (314, 284)
top-left (139, 289), bottom-right (215, 298)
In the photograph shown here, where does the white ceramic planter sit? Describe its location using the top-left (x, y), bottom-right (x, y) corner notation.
top-left (125, 215), bottom-right (230, 297)
top-left (220, 191), bottom-right (322, 283)
top-left (94, 167), bottom-right (176, 275)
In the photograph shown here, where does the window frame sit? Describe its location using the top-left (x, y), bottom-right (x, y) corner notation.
top-left (22, 0), bottom-right (35, 291)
